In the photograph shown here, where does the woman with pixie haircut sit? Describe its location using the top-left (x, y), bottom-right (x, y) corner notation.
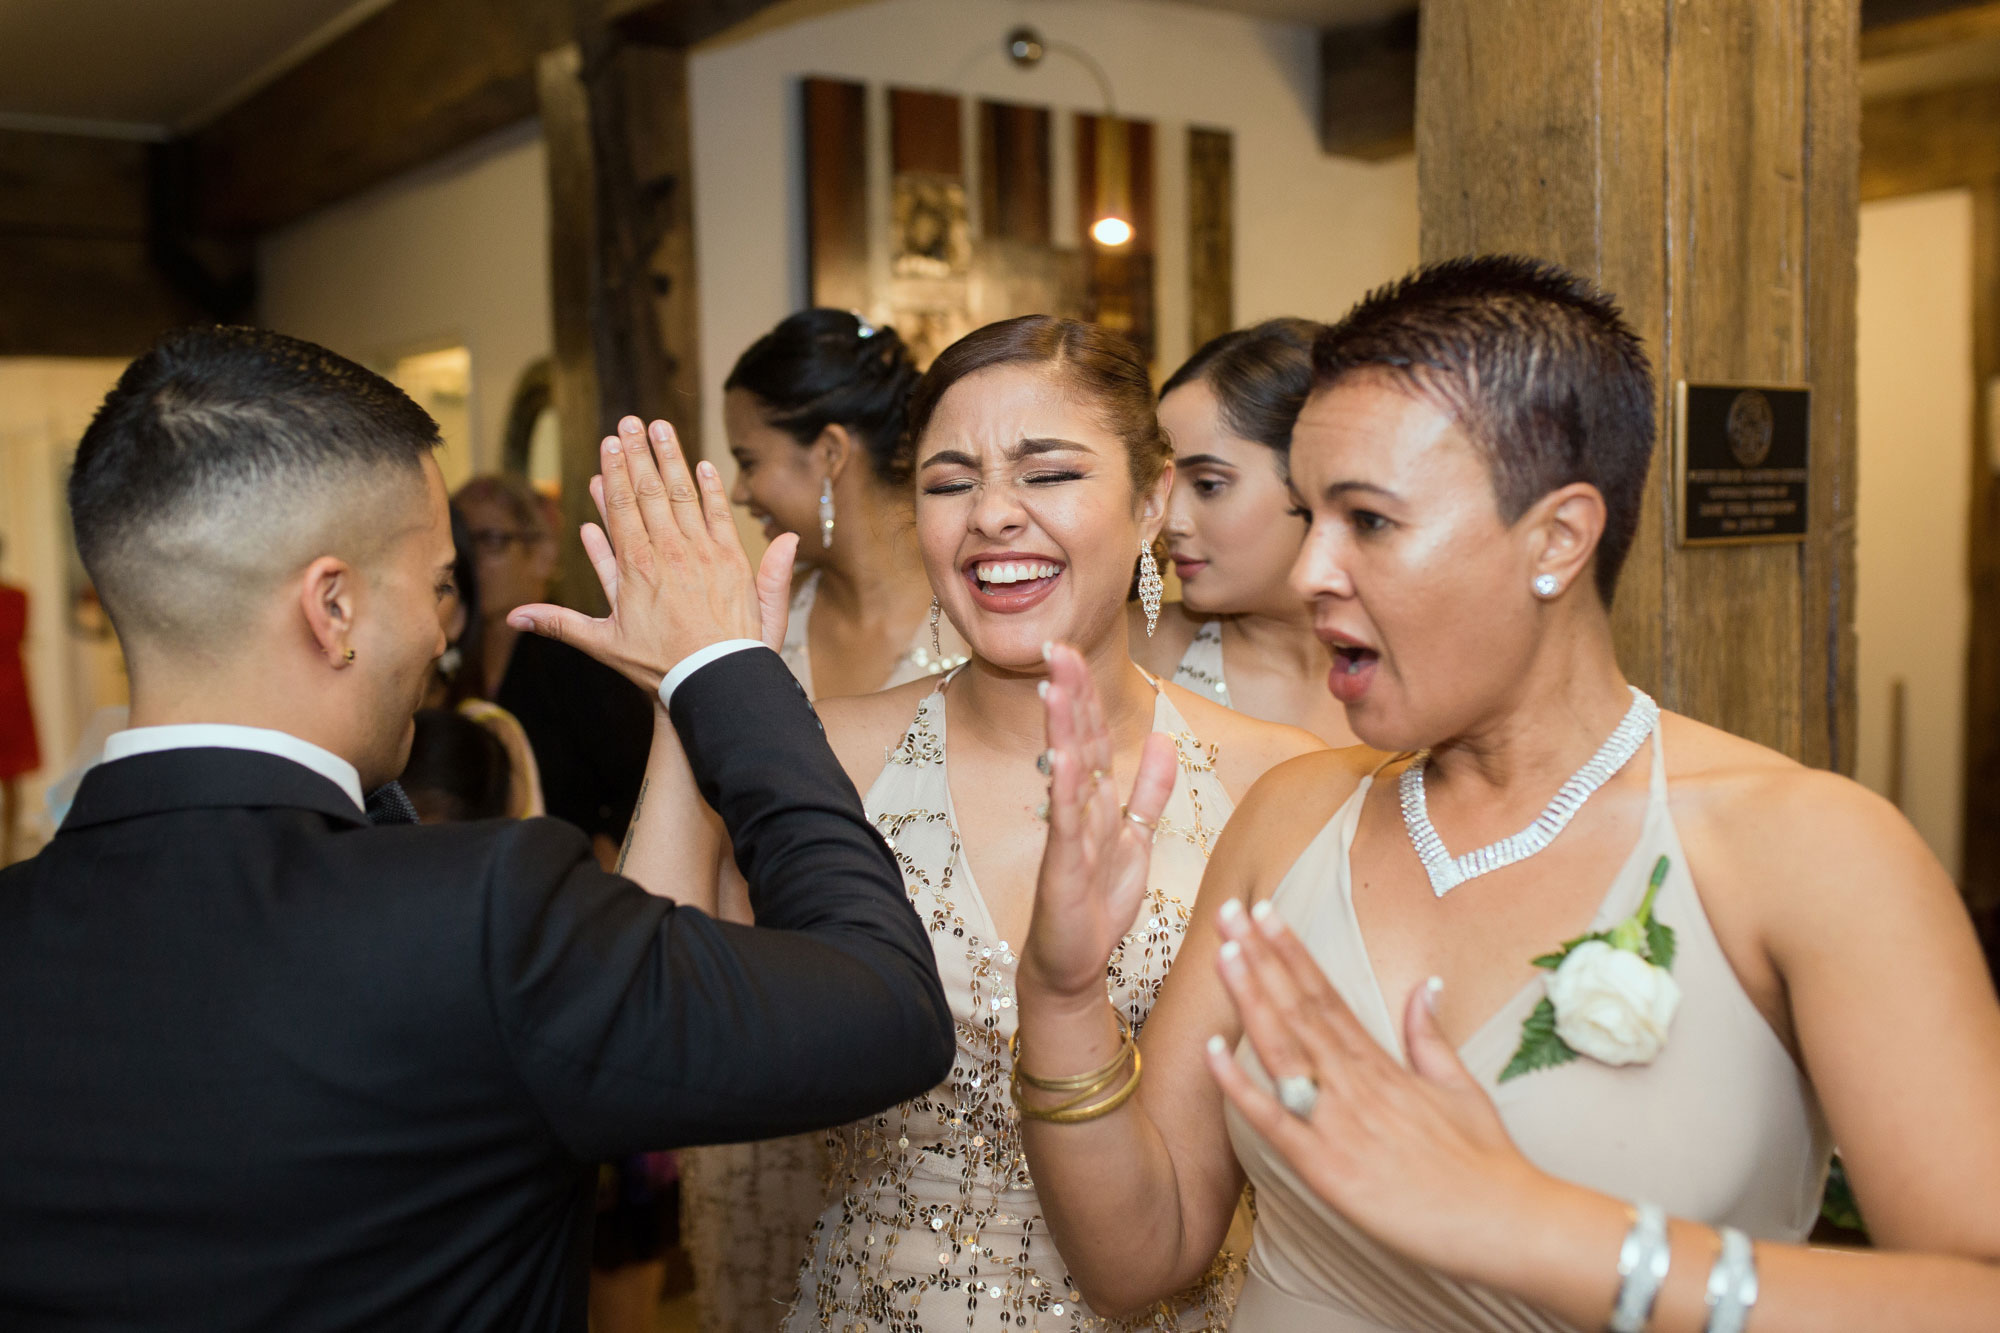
top-left (1015, 257), bottom-right (2000, 1332)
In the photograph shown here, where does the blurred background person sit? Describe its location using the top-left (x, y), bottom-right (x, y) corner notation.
top-left (1134, 320), bottom-right (1358, 749)
top-left (420, 504), bottom-right (542, 818)
top-left (682, 308), bottom-right (964, 1333)
top-left (453, 473), bottom-right (648, 863)
top-left (399, 707), bottom-right (512, 824)
top-left (0, 535), bottom-right (41, 865)
top-left (725, 308), bottom-right (965, 698)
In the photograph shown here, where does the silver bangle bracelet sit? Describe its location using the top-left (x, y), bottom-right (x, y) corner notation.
top-left (1703, 1226), bottom-right (1759, 1333)
top-left (1607, 1202), bottom-right (1671, 1333)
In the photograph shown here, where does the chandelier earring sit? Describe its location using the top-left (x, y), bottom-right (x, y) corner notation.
top-left (1137, 542), bottom-right (1164, 638)
top-left (1533, 573), bottom-right (1561, 599)
top-left (929, 597), bottom-right (942, 659)
top-left (819, 478), bottom-right (836, 549)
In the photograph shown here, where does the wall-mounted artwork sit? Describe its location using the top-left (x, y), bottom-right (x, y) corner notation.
top-left (801, 77), bottom-right (1231, 371)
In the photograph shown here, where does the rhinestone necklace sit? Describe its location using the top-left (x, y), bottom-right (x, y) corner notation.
top-left (1399, 686), bottom-right (1659, 897)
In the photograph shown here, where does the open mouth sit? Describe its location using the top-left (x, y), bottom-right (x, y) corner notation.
top-left (1325, 638), bottom-right (1380, 704)
top-left (964, 555), bottom-right (1066, 611)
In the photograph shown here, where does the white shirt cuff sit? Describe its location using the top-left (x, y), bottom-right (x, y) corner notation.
top-left (659, 640), bottom-right (768, 707)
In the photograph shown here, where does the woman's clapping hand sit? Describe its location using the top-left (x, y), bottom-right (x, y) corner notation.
top-left (1205, 899), bottom-right (1560, 1283)
top-left (1021, 643), bottom-right (1179, 1009)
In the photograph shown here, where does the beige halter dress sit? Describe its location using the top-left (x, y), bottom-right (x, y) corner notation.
top-left (1172, 619), bottom-right (1230, 708)
top-left (783, 675), bottom-right (1240, 1332)
top-left (1225, 733), bottom-right (1832, 1332)
top-left (682, 569), bottom-right (961, 1333)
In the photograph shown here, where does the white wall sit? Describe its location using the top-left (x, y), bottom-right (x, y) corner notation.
top-left (689, 0), bottom-right (1419, 463)
top-left (254, 0), bottom-right (1419, 498)
top-left (1854, 189), bottom-right (1974, 875)
top-left (258, 119), bottom-right (551, 477)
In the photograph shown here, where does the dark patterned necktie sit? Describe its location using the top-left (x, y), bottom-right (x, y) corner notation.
top-left (364, 781), bottom-right (420, 826)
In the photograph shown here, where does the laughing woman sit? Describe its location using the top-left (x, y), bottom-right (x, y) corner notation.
top-left (780, 316), bottom-right (1324, 1332)
top-left (1135, 320), bottom-right (1357, 748)
top-left (1014, 258), bottom-right (2000, 1332)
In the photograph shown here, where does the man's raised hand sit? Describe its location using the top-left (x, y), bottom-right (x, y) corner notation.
top-left (508, 416), bottom-right (798, 694)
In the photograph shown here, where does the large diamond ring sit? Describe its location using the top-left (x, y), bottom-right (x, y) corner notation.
top-left (1275, 1073), bottom-right (1319, 1120)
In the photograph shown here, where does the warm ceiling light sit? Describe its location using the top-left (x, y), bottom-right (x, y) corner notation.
top-left (1090, 216), bottom-right (1134, 247)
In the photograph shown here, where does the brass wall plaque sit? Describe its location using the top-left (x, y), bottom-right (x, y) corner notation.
top-left (1674, 382), bottom-right (1811, 546)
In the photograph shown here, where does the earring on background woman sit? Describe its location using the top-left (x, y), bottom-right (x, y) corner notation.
top-left (1137, 542), bottom-right (1164, 638)
top-left (819, 479), bottom-right (837, 549)
top-left (929, 597), bottom-right (942, 658)
top-left (1533, 573), bottom-right (1560, 599)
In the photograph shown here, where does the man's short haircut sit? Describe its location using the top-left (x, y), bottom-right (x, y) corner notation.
top-left (1312, 256), bottom-right (1655, 603)
top-left (70, 326), bottom-right (440, 646)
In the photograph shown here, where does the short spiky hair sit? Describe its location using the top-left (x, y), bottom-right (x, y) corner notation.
top-left (1313, 256), bottom-right (1655, 602)
top-left (71, 326), bottom-right (440, 646)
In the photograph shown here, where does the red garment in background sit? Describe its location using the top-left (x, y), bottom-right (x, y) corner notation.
top-left (0, 585), bottom-right (41, 779)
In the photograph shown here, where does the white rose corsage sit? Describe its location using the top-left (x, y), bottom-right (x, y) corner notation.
top-left (1500, 855), bottom-right (1680, 1081)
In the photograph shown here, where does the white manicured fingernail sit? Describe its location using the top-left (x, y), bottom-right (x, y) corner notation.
top-left (1041, 641), bottom-right (1054, 661)
top-left (1218, 898), bottom-right (1245, 924)
top-left (1037, 680), bottom-right (1049, 699)
top-left (1425, 975), bottom-right (1444, 1012)
top-left (1206, 1035), bottom-right (1227, 1057)
top-left (1250, 900), bottom-right (1282, 936)
top-left (1218, 940), bottom-right (1242, 964)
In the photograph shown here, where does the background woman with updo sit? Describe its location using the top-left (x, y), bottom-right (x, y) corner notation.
top-left (724, 308), bottom-right (965, 698)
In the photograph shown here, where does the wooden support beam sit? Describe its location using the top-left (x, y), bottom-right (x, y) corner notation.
top-left (539, 30), bottom-right (701, 613)
top-left (1320, 8), bottom-right (1417, 161)
top-left (1418, 0), bottom-right (1860, 773)
top-left (1967, 183), bottom-right (2000, 910)
top-left (0, 129), bottom-right (211, 356)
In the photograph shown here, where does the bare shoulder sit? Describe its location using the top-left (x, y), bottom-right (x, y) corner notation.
top-left (1660, 711), bottom-right (1952, 923)
top-left (816, 676), bottom-right (938, 792)
top-left (1160, 679), bottom-right (1327, 798)
top-left (1131, 602), bottom-right (1201, 677)
top-left (1209, 745), bottom-right (1387, 901)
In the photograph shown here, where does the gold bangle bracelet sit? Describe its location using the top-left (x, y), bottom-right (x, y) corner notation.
top-left (1008, 1017), bottom-right (1135, 1092)
top-left (1008, 1054), bottom-right (1129, 1115)
top-left (1014, 1046), bottom-right (1143, 1124)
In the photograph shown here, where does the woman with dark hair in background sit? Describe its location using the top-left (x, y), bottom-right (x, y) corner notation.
top-left (683, 309), bottom-right (965, 1333)
top-left (1135, 320), bottom-right (1358, 748)
top-left (725, 308), bottom-right (966, 698)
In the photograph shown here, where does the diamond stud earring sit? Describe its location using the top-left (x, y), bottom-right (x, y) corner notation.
top-left (1533, 574), bottom-right (1560, 599)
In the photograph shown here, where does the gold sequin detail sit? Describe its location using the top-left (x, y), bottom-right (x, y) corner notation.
top-left (784, 691), bottom-right (1242, 1333)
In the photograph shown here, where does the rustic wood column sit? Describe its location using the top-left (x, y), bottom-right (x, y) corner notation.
top-left (538, 28), bottom-right (701, 613)
top-left (1417, 1), bottom-right (1860, 772)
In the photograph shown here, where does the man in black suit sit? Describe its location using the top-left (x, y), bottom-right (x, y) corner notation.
top-left (0, 328), bottom-right (954, 1331)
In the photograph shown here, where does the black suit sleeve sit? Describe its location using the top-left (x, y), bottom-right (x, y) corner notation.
top-left (484, 647), bottom-right (953, 1160)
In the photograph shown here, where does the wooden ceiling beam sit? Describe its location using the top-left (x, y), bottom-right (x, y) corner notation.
top-left (187, 0), bottom-right (785, 237)
top-left (1862, 74), bottom-right (2000, 198)
top-left (1861, 0), bottom-right (2000, 56)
